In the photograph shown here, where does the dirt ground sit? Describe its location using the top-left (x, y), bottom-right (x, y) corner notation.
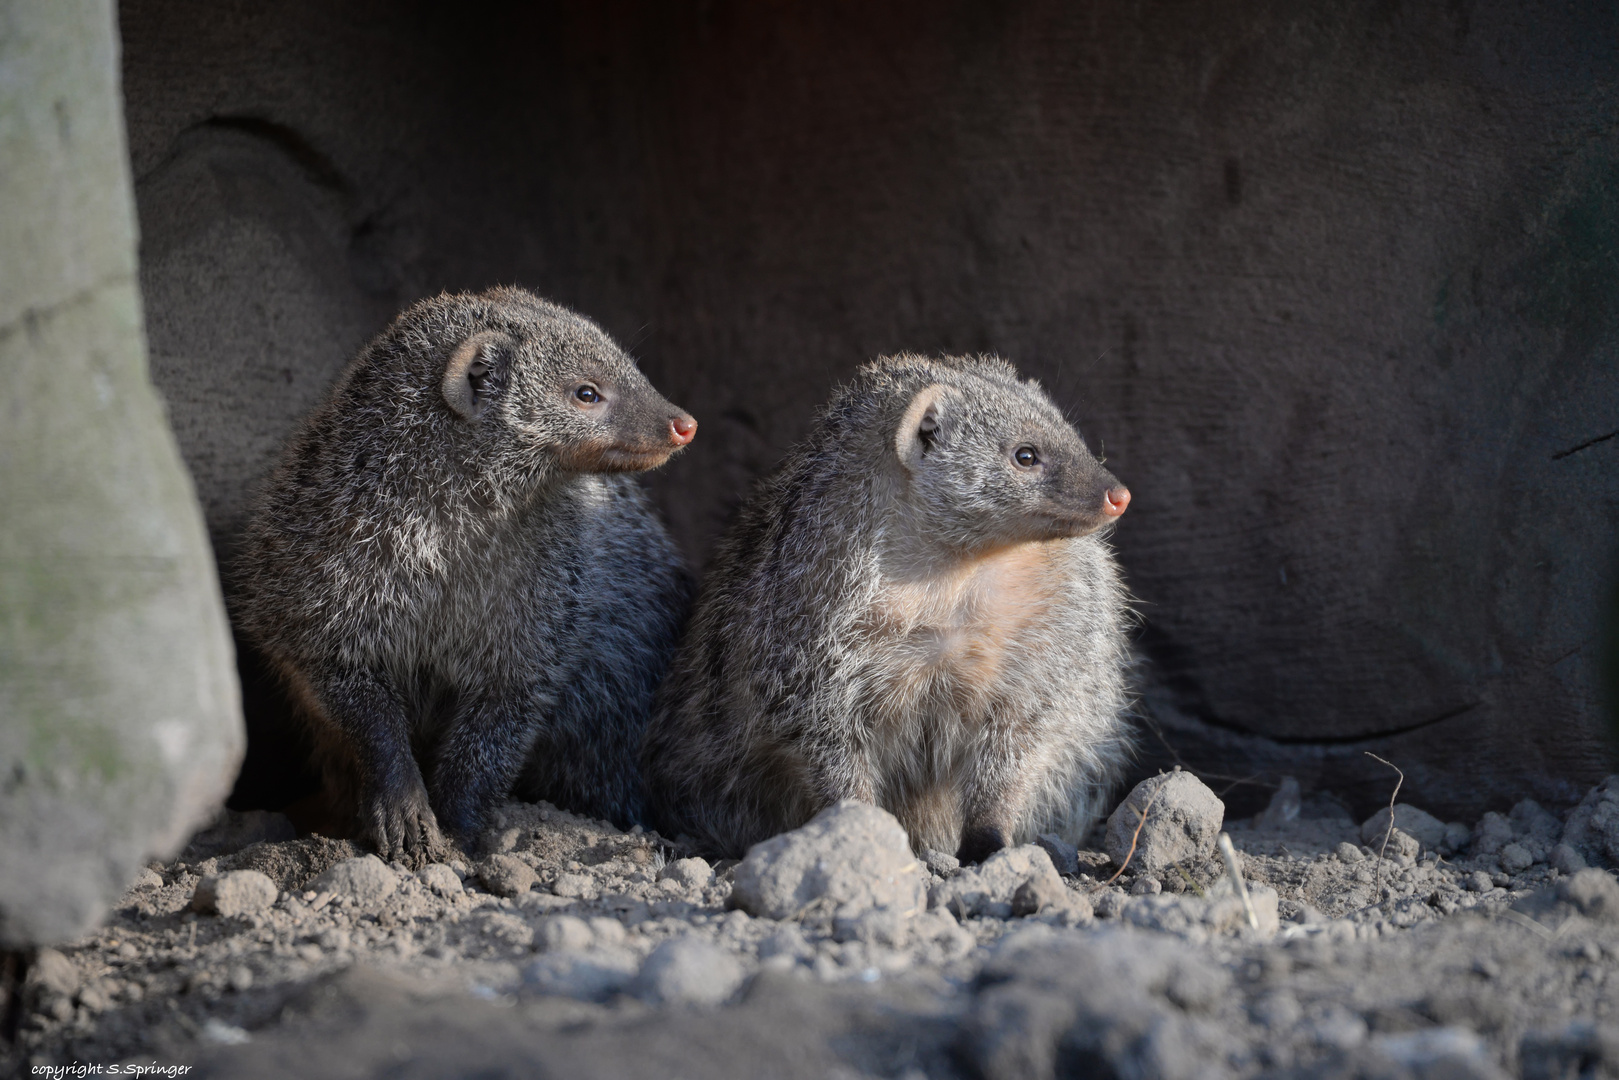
top-left (7, 777), bottom-right (1619, 1080)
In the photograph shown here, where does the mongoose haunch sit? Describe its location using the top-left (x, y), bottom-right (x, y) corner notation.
top-left (234, 288), bottom-right (695, 860)
top-left (642, 354), bottom-right (1132, 862)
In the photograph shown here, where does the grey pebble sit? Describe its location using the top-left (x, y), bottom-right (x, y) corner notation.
top-left (635, 936), bottom-right (746, 1006)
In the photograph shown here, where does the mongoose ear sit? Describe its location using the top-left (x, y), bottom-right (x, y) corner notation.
top-left (895, 384), bottom-right (954, 471)
top-left (442, 331), bottom-right (514, 422)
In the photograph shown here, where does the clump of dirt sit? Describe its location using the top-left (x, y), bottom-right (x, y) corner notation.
top-left (6, 781), bottom-right (1619, 1079)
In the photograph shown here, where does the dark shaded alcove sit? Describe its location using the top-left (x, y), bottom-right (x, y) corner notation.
top-left (120, 0), bottom-right (1619, 821)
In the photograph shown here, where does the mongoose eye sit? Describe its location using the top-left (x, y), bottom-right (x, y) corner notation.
top-left (1013, 446), bottom-right (1040, 468)
top-left (574, 384), bottom-right (602, 405)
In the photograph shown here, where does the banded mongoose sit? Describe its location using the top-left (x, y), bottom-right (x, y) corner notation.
top-left (642, 353), bottom-right (1133, 862)
top-left (234, 287), bottom-right (695, 860)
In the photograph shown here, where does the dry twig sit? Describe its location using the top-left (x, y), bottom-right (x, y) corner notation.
top-left (1364, 751), bottom-right (1404, 898)
top-left (1217, 832), bottom-right (1259, 930)
top-left (1092, 783), bottom-right (1163, 893)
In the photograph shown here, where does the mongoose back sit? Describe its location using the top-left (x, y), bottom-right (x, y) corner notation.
top-left (234, 287), bottom-right (695, 860)
top-left (642, 354), bottom-right (1132, 861)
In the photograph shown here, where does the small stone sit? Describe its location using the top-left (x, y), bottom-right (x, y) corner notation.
top-left (550, 872), bottom-right (594, 899)
top-left (1034, 834), bottom-right (1080, 876)
top-left (1290, 902), bottom-right (1326, 925)
top-left (308, 856), bottom-right (398, 907)
top-left (833, 907), bottom-right (911, 947)
top-left (1559, 869), bottom-right (1619, 921)
top-left (921, 849), bottom-right (961, 877)
top-left (1552, 843), bottom-right (1588, 874)
top-left (1442, 822), bottom-right (1471, 854)
top-left (1130, 876), bottom-right (1163, 897)
top-left (130, 867), bottom-right (163, 891)
top-left (418, 863), bottom-right (464, 898)
top-left (1252, 989), bottom-right (1303, 1029)
top-left (200, 1018), bottom-right (251, 1045)
top-left (76, 982), bottom-right (111, 1012)
top-left (478, 854), bottom-right (537, 897)
top-left (540, 915), bottom-right (595, 952)
top-left (25, 949), bottom-right (78, 999)
top-left (730, 801), bottom-right (926, 920)
top-left (1510, 799), bottom-right (1563, 845)
top-left (1500, 842), bottom-right (1536, 874)
top-left (1472, 812), bottom-right (1515, 856)
top-left (476, 911), bottom-right (535, 949)
top-left (227, 965), bottom-right (253, 992)
top-left (1032, 889), bottom-right (1094, 928)
top-left (1092, 890), bottom-right (1129, 919)
top-left (1374, 1027), bottom-right (1492, 1074)
top-left (1520, 1021), bottom-right (1619, 1080)
top-left (190, 870), bottom-right (277, 917)
top-left (758, 924), bottom-right (812, 961)
top-left (523, 948), bottom-right (640, 1001)
top-left (590, 917), bottom-right (627, 947)
top-left (1104, 771), bottom-right (1224, 874)
top-left (1560, 776), bottom-right (1619, 867)
top-left (1012, 873), bottom-right (1069, 915)
top-left (1382, 827), bottom-right (1421, 862)
top-left (1360, 804), bottom-right (1447, 852)
top-left (929, 845), bottom-right (1065, 920)
top-left (635, 937), bottom-right (745, 1006)
top-left (1335, 842), bottom-right (1364, 863)
top-left (658, 857), bottom-right (713, 889)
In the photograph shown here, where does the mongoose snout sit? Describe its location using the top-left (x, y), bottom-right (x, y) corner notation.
top-left (643, 352), bottom-right (1134, 862)
top-left (535, 364), bottom-right (697, 473)
top-left (235, 287), bottom-right (693, 862)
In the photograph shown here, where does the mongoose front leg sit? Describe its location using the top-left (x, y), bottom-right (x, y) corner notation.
top-left (804, 731), bottom-right (880, 812)
top-left (957, 728), bottom-right (1030, 864)
top-left (311, 668), bottom-right (444, 862)
top-left (430, 691), bottom-right (541, 846)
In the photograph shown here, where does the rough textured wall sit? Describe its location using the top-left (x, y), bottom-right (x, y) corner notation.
top-left (119, 0), bottom-right (1619, 819)
top-left (0, 0), bottom-right (242, 946)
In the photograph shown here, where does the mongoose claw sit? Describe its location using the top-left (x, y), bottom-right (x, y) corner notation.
top-left (364, 783), bottom-right (447, 868)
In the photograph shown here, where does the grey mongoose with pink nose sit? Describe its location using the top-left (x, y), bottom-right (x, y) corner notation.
top-left (233, 287), bottom-right (696, 861)
top-left (641, 353), bottom-right (1133, 862)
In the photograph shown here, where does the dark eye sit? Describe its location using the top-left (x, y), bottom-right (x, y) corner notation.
top-left (1013, 446), bottom-right (1040, 468)
top-left (574, 384), bottom-right (601, 404)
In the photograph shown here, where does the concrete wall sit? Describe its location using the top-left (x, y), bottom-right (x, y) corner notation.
top-left (119, 0), bottom-right (1619, 819)
top-left (0, 0), bottom-right (242, 946)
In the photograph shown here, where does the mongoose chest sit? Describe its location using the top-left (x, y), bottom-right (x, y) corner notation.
top-left (859, 539), bottom-right (1067, 720)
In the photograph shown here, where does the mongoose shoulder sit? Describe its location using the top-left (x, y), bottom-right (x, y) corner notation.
top-left (642, 353), bottom-right (1132, 861)
top-left (234, 287), bottom-right (695, 860)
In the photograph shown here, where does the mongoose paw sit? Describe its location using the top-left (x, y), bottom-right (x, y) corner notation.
top-left (957, 824), bottom-right (1008, 865)
top-left (363, 783), bottom-right (448, 867)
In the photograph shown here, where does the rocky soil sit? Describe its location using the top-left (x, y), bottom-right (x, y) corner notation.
top-left (9, 771), bottom-right (1619, 1080)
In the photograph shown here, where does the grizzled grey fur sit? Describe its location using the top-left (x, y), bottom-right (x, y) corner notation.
top-left (643, 354), bottom-right (1132, 862)
top-left (234, 287), bottom-right (695, 860)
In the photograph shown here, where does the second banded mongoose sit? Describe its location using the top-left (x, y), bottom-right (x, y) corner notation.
top-left (642, 353), bottom-right (1133, 862)
top-left (234, 288), bottom-right (695, 860)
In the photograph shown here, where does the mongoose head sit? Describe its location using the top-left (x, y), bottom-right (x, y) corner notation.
top-left (887, 356), bottom-right (1129, 552)
top-left (434, 288), bottom-right (696, 478)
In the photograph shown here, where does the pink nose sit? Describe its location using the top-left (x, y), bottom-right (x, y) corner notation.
top-left (1102, 486), bottom-right (1130, 518)
top-left (669, 413), bottom-right (697, 446)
